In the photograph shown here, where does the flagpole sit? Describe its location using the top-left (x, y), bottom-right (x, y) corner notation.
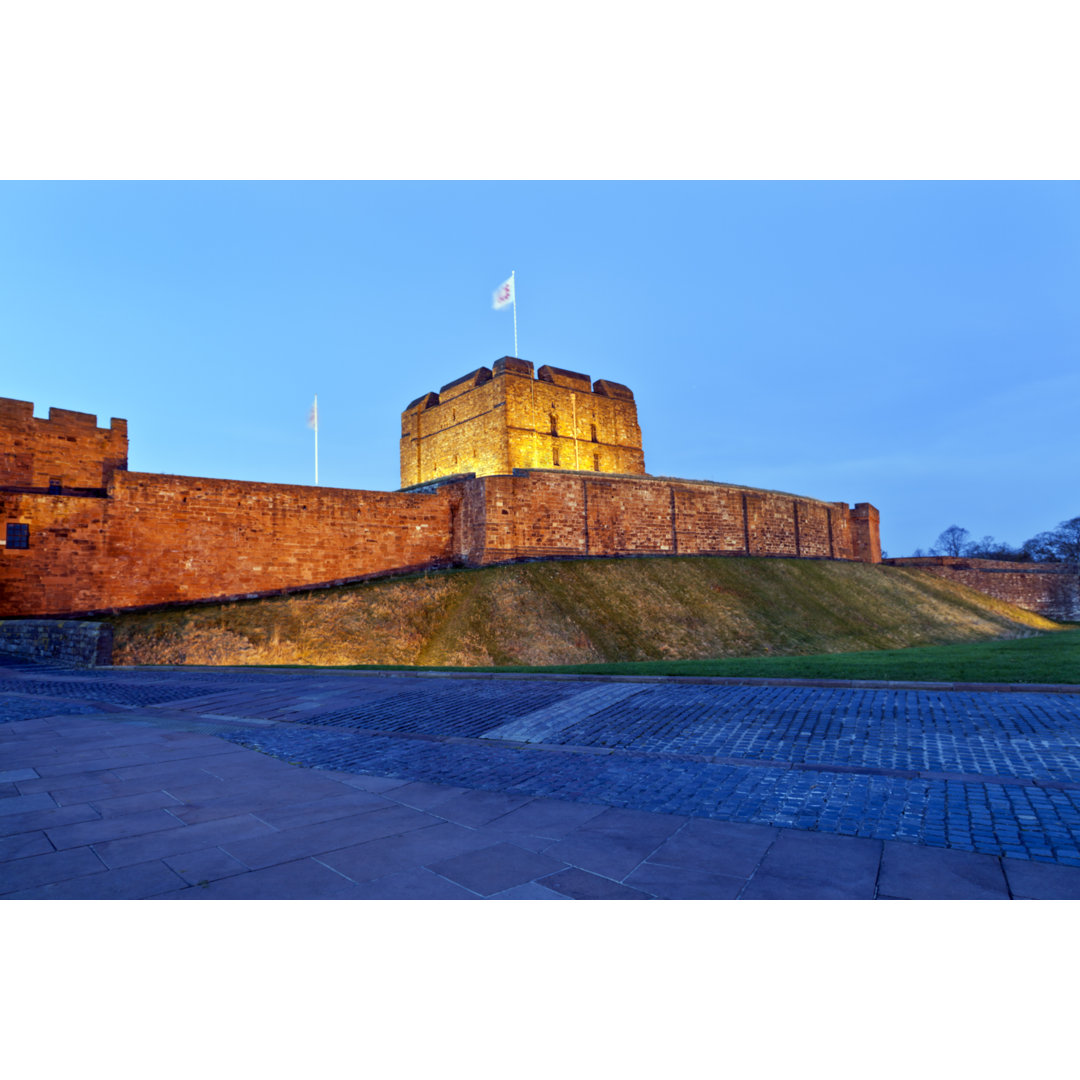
top-left (511, 269), bottom-right (518, 357)
top-left (314, 394), bottom-right (319, 486)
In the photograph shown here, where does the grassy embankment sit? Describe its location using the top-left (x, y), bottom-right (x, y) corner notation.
top-left (106, 556), bottom-right (1076, 682)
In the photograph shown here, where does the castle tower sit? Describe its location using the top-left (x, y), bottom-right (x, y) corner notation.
top-left (400, 357), bottom-right (645, 488)
top-left (0, 398), bottom-right (128, 492)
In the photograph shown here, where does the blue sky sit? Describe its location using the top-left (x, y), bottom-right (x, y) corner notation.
top-left (2, 181), bottom-right (1077, 556)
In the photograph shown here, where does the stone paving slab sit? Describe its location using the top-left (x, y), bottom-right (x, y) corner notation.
top-left (0, 802), bottom-right (102, 837)
top-left (152, 857), bottom-right (367, 900)
top-left (483, 798), bottom-right (611, 838)
top-left (316, 823), bottom-right (491, 885)
top-left (740, 832), bottom-right (883, 900)
top-left (622, 863), bottom-right (745, 900)
top-left (389, 781), bottom-right (473, 812)
top-left (346, 867), bottom-right (479, 900)
top-left (0, 768), bottom-right (38, 783)
top-left (93, 813), bottom-right (279, 869)
top-left (163, 845), bottom-right (250, 885)
top-left (1002, 858), bottom-right (1080, 900)
top-left (542, 807), bottom-right (688, 881)
top-left (646, 819), bottom-right (780, 879)
top-left (0, 831), bottom-right (53, 861)
top-left (218, 804), bottom-right (439, 871)
top-left (432, 789), bottom-right (536, 828)
top-left (248, 791), bottom-right (389, 831)
top-left (2, 845), bottom-right (106, 893)
top-left (46, 807), bottom-right (186, 850)
top-left (5, 659), bottom-right (1080, 899)
top-left (878, 841), bottom-right (1010, 900)
top-left (427, 842), bottom-right (569, 896)
top-left (490, 881), bottom-right (570, 900)
top-left (0, 791), bottom-right (59, 817)
top-left (539, 866), bottom-right (654, 900)
top-left (6, 859), bottom-right (188, 900)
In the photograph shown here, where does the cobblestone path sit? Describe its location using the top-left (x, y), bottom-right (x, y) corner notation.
top-left (3, 661), bottom-right (1080, 867)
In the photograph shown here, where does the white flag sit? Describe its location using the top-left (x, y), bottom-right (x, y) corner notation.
top-left (307, 396), bottom-right (318, 431)
top-left (492, 275), bottom-right (514, 310)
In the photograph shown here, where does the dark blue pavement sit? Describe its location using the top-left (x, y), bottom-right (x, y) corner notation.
top-left (3, 659), bottom-right (1080, 898)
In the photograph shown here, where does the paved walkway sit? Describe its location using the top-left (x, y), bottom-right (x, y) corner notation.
top-left (3, 659), bottom-right (1080, 899)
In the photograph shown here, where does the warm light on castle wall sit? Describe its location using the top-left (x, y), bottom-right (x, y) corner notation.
top-left (399, 359), bottom-right (645, 488)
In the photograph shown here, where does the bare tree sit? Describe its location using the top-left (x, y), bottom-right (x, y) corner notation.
top-left (1021, 531), bottom-right (1058, 562)
top-left (1054, 516), bottom-right (1080, 568)
top-left (920, 515), bottom-right (1079, 566)
top-left (965, 534), bottom-right (1024, 560)
top-left (1024, 516), bottom-right (1080, 568)
top-left (930, 525), bottom-right (970, 557)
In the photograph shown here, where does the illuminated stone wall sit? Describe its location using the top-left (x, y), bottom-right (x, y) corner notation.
top-left (0, 472), bottom-right (458, 617)
top-left (400, 358), bottom-right (645, 487)
top-left (1, 393), bottom-right (881, 618)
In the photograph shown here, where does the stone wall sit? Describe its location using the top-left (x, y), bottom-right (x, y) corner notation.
top-left (0, 472), bottom-right (458, 616)
top-left (400, 358), bottom-right (645, 487)
top-left (883, 557), bottom-right (1080, 621)
top-left (1, 392), bottom-right (881, 618)
top-left (454, 469), bottom-right (879, 566)
top-left (0, 619), bottom-right (113, 667)
top-left (2, 465), bottom-right (880, 617)
top-left (0, 397), bottom-right (128, 492)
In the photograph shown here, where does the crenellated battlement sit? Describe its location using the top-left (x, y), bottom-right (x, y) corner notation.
top-left (400, 357), bottom-right (645, 487)
top-left (0, 396), bottom-right (128, 492)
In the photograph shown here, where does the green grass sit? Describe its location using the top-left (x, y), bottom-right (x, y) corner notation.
top-left (320, 627), bottom-right (1079, 684)
top-left (456, 628), bottom-right (1079, 682)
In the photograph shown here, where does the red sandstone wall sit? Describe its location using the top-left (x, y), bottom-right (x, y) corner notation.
top-left (1, 472), bottom-right (458, 616)
top-left (2, 460), bottom-right (880, 618)
top-left (795, 500), bottom-right (833, 558)
top-left (457, 470), bottom-right (873, 566)
top-left (0, 397), bottom-right (128, 491)
top-left (884, 557), bottom-right (1080, 621)
top-left (587, 478), bottom-right (672, 555)
top-left (669, 485), bottom-right (748, 555)
top-left (0, 491), bottom-right (111, 615)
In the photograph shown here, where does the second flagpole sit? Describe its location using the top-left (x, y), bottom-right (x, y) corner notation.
top-left (512, 270), bottom-right (518, 357)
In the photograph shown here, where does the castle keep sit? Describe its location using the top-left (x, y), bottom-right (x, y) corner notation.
top-left (1, 359), bottom-right (884, 618)
top-left (401, 358), bottom-right (644, 486)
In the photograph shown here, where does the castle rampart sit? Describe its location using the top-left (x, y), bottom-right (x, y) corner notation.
top-left (1, 380), bottom-right (883, 619)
